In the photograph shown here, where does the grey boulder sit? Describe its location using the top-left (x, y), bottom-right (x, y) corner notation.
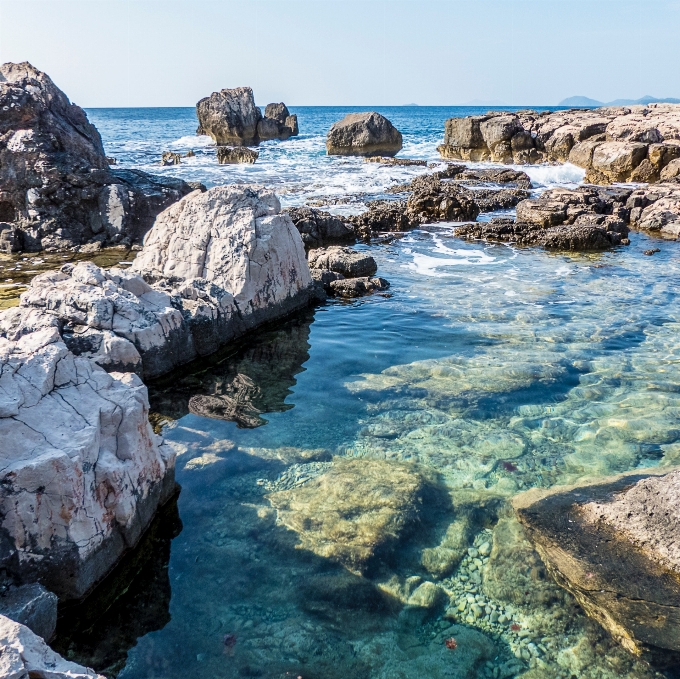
top-left (326, 112), bottom-right (403, 157)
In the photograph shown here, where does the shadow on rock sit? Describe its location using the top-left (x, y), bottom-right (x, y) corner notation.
top-left (148, 309), bottom-right (315, 429)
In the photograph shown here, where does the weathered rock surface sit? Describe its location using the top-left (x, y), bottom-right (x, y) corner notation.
top-left (514, 469), bottom-right (680, 658)
top-left (216, 146), bottom-right (259, 164)
top-left (0, 583), bottom-right (57, 641)
top-left (330, 276), bottom-right (390, 298)
top-left (284, 207), bottom-right (355, 248)
top-left (457, 185), bottom-right (631, 250)
top-left (438, 105), bottom-right (680, 183)
top-left (160, 151), bottom-right (181, 166)
top-left (308, 246), bottom-right (378, 278)
top-left (0, 62), bottom-right (195, 252)
top-left (196, 89), bottom-right (298, 145)
top-left (267, 458), bottom-right (427, 574)
top-left (626, 181), bottom-right (680, 235)
top-left (0, 613), bottom-right (105, 678)
top-left (326, 112), bottom-right (403, 157)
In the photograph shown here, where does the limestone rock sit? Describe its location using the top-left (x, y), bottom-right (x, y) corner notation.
top-left (195, 86), bottom-right (261, 145)
top-left (514, 469), bottom-right (680, 657)
top-left (0, 583), bottom-right (57, 641)
top-left (326, 112), bottom-right (403, 157)
top-left (0, 613), bottom-right (105, 678)
top-left (626, 182), bottom-right (680, 235)
top-left (307, 246), bottom-right (378, 278)
top-left (329, 276), bottom-right (390, 298)
top-left (349, 202), bottom-right (417, 235)
top-left (284, 207), bottom-right (355, 248)
top-left (0, 62), bottom-right (194, 251)
top-left (258, 102), bottom-right (299, 141)
top-left (660, 158), bottom-right (680, 180)
top-left (267, 458), bottom-right (427, 574)
top-left (216, 146), bottom-right (259, 164)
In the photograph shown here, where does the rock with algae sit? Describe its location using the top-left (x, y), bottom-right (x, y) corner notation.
top-left (267, 458), bottom-right (427, 574)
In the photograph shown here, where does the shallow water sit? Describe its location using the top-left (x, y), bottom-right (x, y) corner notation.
top-left (50, 107), bottom-right (679, 678)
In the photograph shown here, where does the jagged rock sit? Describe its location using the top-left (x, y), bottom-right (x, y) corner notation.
top-left (0, 583), bottom-right (57, 641)
top-left (160, 151), bottom-right (181, 166)
top-left (0, 61), bottom-right (194, 252)
top-left (258, 102), bottom-right (299, 141)
top-left (437, 104), bottom-right (680, 183)
top-left (330, 276), bottom-right (390, 298)
top-left (266, 458), bottom-right (427, 574)
top-left (626, 181), bottom-right (680, 235)
top-left (326, 112), bottom-right (403, 157)
top-left (514, 469), bottom-right (680, 658)
top-left (307, 246), bottom-right (378, 278)
top-left (195, 86), bottom-right (261, 145)
top-left (0, 614), bottom-right (105, 678)
top-left (285, 207), bottom-right (355, 248)
top-left (660, 158), bottom-right (680, 180)
top-left (406, 179), bottom-right (480, 223)
top-left (311, 268), bottom-right (345, 291)
top-left (0, 316), bottom-right (176, 599)
top-left (216, 146), bottom-right (259, 164)
top-left (349, 201), bottom-right (417, 234)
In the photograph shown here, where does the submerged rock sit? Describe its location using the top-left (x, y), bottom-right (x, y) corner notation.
top-left (514, 469), bottom-right (680, 659)
top-left (326, 112), bottom-right (403, 157)
top-left (267, 458), bottom-right (427, 574)
top-left (216, 145), bottom-right (259, 164)
top-left (437, 105), bottom-right (680, 183)
top-left (0, 62), bottom-right (194, 252)
top-left (0, 614), bottom-right (105, 678)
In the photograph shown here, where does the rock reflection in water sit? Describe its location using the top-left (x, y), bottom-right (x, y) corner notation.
top-left (149, 310), bottom-right (314, 428)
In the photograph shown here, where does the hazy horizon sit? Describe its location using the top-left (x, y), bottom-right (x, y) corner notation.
top-left (1, 0), bottom-right (678, 108)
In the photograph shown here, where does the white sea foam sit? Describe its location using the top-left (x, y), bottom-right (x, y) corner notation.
top-left (521, 162), bottom-right (586, 188)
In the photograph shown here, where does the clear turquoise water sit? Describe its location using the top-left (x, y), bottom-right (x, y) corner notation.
top-left (57, 107), bottom-right (678, 679)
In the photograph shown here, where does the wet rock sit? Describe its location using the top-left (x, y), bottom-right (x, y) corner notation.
top-left (405, 179), bottom-right (480, 223)
top-left (437, 105), bottom-right (680, 183)
top-left (257, 102), bottom-right (299, 141)
top-left (514, 469), bottom-right (680, 657)
top-left (284, 207), bottom-right (355, 248)
top-left (626, 181), bottom-right (680, 235)
top-left (330, 276), bottom-right (390, 298)
top-left (266, 458), bottom-right (428, 574)
top-left (196, 86), bottom-right (261, 145)
top-left (0, 583), bottom-right (57, 641)
top-left (311, 267), bottom-right (345, 290)
top-left (0, 62), bottom-right (195, 252)
top-left (0, 614), bottom-right (105, 678)
top-left (308, 246), bottom-right (378, 278)
top-left (216, 146), bottom-right (259, 164)
top-left (326, 112), bottom-right (403, 157)
top-left (160, 151), bottom-right (181, 166)
top-left (421, 515), bottom-right (476, 578)
top-left (349, 201), bottom-right (417, 235)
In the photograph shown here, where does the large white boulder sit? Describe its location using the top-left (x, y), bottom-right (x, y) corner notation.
top-left (0, 613), bottom-right (105, 678)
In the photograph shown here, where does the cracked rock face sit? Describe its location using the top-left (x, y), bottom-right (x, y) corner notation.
top-left (0, 613), bottom-right (105, 678)
top-left (0, 61), bottom-right (195, 252)
top-left (0, 318), bottom-right (176, 600)
top-left (437, 104), bottom-right (680, 183)
top-left (514, 470), bottom-right (680, 658)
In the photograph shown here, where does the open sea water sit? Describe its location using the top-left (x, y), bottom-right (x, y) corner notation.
top-left (53, 107), bottom-right (680, 679)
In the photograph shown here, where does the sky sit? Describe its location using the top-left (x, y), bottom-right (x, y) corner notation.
top-left (0, 0), bottom-right (678, 107)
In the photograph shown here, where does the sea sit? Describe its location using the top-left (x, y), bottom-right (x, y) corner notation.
top-left (51, 106), bottom-right (680, 679)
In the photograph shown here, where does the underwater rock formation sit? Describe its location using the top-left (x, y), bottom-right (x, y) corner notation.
top-left (514, 469), bottom-right (680, 660)
top-left (437, 105), bottom-right (680, 183)
top-left (326, 112), bottom-right (403, 157)
top-left (0, 614), bottom-right (105, 678)
top-left (0, 62), bottom-right (195, 252)
top-left (267, 458), bottom-right (427, 574)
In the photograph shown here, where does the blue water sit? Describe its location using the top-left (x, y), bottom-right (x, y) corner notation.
top-left (57, 107), bottom-right (677, 679)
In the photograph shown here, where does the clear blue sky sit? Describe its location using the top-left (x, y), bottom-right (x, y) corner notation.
top-left (0, 0), bottom-right (678, 107)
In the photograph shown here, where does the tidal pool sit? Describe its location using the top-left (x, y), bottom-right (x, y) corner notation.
top-left (53, 225), bottom-right (680, 679)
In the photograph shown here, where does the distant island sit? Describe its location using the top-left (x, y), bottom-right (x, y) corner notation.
top-left (560, 95), bottom-right (680, 107)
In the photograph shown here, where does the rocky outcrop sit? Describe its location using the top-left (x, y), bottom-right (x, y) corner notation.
top-left (457, 185), bottom-right (631, 250)
top-left (329, 276), bottom-right (390, 298)
top-left (308, 246), bottom-right (378, 278)
top-left (626, 181), bottom-right (680, 235)
top-left (326, 112), bottom-right (403, 157)
top-left (0, 62), bottom-right (195, 252)
top-left (284, 207), bottom-right (355, 248)
top-left (0, 614), bottom-right (105, 678)
top-left (257, 102), bottom-right (299, 141)
top-left (216, 146), bottom-right (259, 164)
top-left (437, 105), bottom-right (680, 183)
top-left (514, 469), bottom-right (680, 660)
top-left (160, 151), bottom-right (180, 166)
top-left (196, 88), bottom-right (298, 145)
top-left (0, 311), bottom-right (176, 600)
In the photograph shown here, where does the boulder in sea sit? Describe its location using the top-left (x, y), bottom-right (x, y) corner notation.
top-left (329, 276), bottom-right (390, 298)
top-left (284, 206), bottom-right (355, 248)
top-left (0, 61), bottom-right (195, 252)
top-left (326, 112), bottom-right (403, 157)
top-left (216, 145), bottom-right (259, 164)
top-left (196, 86), bottom-right (262, 145)
top-left (257, 102), bottom-right (299, 141)
top-left (160, 151), bottom-right (181, 165)
top-left (266, 458), bottom-right (427, 574)
top-left (514, 469), bottom-right (680, 661)
top-left (0, 614), bottom-right (105, 678)
top-left (307, 246), bottom-right (378, 278)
